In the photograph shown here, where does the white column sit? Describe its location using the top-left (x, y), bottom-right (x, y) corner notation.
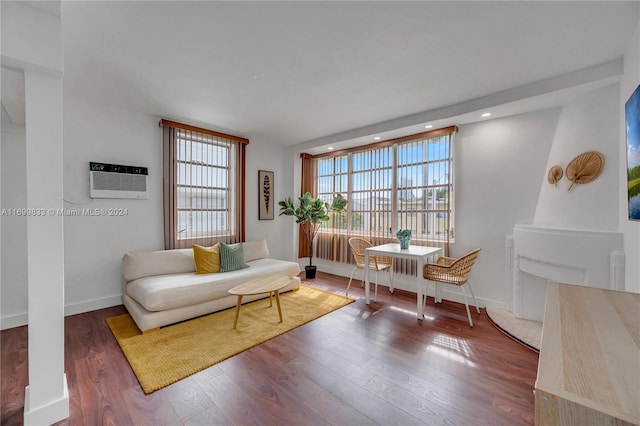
top-left (23, 70), bottom-right (68, 426)
top-left (1, 1), bottom-right (68, 423)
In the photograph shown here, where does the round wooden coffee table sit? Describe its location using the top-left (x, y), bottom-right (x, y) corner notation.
top-left (228, 275), bottom-right (292, 329)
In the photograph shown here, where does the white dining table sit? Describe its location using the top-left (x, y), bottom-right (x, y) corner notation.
top-left (364, 243), bottom-right (443, 319)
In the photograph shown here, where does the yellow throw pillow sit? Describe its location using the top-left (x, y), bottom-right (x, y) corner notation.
top-left (193, 243), bottom-right (221, 274)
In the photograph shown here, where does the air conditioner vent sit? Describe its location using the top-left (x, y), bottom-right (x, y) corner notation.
top-left (89, 162), bottom-right (149, 199)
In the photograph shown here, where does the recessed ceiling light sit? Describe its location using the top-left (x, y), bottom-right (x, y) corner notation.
top-left (425, 125), bottom-right (433, 129)
top-left (374, 136), bottom-right (381, 140)
top-left (327, 147), bottom-right (334, 150)
top-left (481, 112), bottom-right (492, 117)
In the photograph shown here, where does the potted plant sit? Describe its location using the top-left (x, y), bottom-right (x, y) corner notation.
top-left (396, 228), bottom-right (412, 250)
top-left (278, 192), bottom-right (347, 278)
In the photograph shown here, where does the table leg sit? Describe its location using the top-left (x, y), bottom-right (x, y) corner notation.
top-left (233, 295), bottom-right (243, 329)
top-left (364, 251), bottom-right (371, 304)
top-left (269, 291), bottom-right (273, 307)
top-left (417, 258), bottom-right (425, 319)
top-left (432, 252), bottom-right (442, 303)
top-left (274, 290), bottom-right (283, 322)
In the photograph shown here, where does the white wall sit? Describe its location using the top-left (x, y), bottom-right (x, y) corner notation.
top-left (1, 128), bottom-right (27, 328)
top-left (244, 140), bottom-right (288, 260)
top-left (62, 97), bottom-right (163, 315)
top-left (621, 17), bottom-right (640, 293)
top-left (534, 84), bottom-right (620, 231)
top-left (454, 109), bottom-right (558, 307)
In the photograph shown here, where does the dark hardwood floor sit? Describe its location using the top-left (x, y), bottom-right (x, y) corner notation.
top-left (1, 272), bottom-right (538, 425)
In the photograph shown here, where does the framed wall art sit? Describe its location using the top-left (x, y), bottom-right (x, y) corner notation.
top-left (626, 84), bottom-right (640, 220)
top-left (258, 170), bottom-right (274, 220)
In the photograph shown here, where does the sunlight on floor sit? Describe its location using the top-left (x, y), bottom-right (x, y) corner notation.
top-left (425, 333), bottom-right (475, 366)
top-left (389, 305), bottom-right (435, 320)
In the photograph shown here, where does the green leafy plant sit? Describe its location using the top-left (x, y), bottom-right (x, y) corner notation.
top-left (278, 192), bottom-right (347, 267)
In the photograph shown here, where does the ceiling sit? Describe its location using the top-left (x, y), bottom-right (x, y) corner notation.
top-left (4, 2), bottom-right (639, 150)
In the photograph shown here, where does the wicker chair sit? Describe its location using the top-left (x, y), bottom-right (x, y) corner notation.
top-left (347, 237), bottom-right (393, 302)
top-left (423, 248), bottom-right (481, 327)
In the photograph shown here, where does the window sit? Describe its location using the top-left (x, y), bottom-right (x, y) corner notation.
top-left (308, 127), bottom-right (456, 264)
top-left (396, 136), bottom-right (453, 240)
top-left (162, 120), bottom-right (248, 249)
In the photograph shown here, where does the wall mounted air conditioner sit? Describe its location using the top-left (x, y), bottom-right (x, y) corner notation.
top-left (89, 162), bottom-right (149, 199)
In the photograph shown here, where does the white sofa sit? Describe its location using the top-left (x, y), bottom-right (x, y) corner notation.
top-left (121, 239), bottom-right (301, 332)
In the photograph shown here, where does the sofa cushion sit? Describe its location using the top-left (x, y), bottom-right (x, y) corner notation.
top-left (220, 242), bottom-right (249, 272)
top-left (193, 243), bottom-right (221, 274)
top-left (126, 258), bottom-right (301, 311)
top-left (122, 248), bottom-right (195, 282)
top-left (243, 239), bottom-right (269, 262)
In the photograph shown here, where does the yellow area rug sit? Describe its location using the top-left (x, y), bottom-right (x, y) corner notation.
top-left (107, 285), bottom-right (354, 394)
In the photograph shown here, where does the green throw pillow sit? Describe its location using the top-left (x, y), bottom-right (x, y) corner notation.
top-left (219, 242), bottom-right (249, 272)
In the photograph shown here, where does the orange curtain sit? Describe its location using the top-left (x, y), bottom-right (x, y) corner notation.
top-left (298, 154), bottom-right (317, 258)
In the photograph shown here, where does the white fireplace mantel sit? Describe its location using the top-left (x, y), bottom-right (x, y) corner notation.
top-left (507, 225), bottom-right (624, 321)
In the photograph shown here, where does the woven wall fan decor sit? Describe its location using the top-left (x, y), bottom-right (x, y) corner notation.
top-left (547, 165), bottom-right (563, 186)
top-left (565, 151), bottom-right (604, 191)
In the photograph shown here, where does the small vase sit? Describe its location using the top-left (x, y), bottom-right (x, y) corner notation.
top-left (398, 237), bottom-right (410, 250)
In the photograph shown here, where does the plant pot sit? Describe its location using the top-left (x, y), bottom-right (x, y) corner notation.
top-left (305, 265), bottom-right (317, 279)
top-left (398, 236), bottom-right (411, 250)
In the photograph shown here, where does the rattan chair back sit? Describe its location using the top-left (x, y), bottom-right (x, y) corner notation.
top-left (423, 248), bottom-right (481, 285)
top-left (348, 237), bottom-right (392, 271)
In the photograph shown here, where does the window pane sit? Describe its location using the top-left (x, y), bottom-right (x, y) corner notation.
top-left (177, 139), bottom-right (229, 166)
top-left (177, 163), bottom-right (228, 188)
top-left (177, 187), bottom-right (228, 209)
top-left (177, 210), bottom-right (228, 239)
top-left (318, 159), bottom-right (333, 176)
top-left (352, 150), bottom-right (392, 172)
top-left (428, 137), bottom-right (450, 160)
top-left (317, 176), bottom-right (334, 194)
top-left (337, 174), bottom-right (348, 193)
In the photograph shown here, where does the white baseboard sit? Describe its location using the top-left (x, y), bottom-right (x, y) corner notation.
top-left (1, 294), bottom-right (122, 330)
top-left (64, 294), bottom-right (122, 317)
top-left (0, 312), bottom-right (28, 330)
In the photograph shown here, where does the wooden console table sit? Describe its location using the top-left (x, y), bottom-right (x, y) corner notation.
top-left (535, 282), bottom-right (639, 425)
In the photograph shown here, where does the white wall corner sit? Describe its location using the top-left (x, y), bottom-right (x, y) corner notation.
top-left (1, 1), bottom-right (63, 77)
